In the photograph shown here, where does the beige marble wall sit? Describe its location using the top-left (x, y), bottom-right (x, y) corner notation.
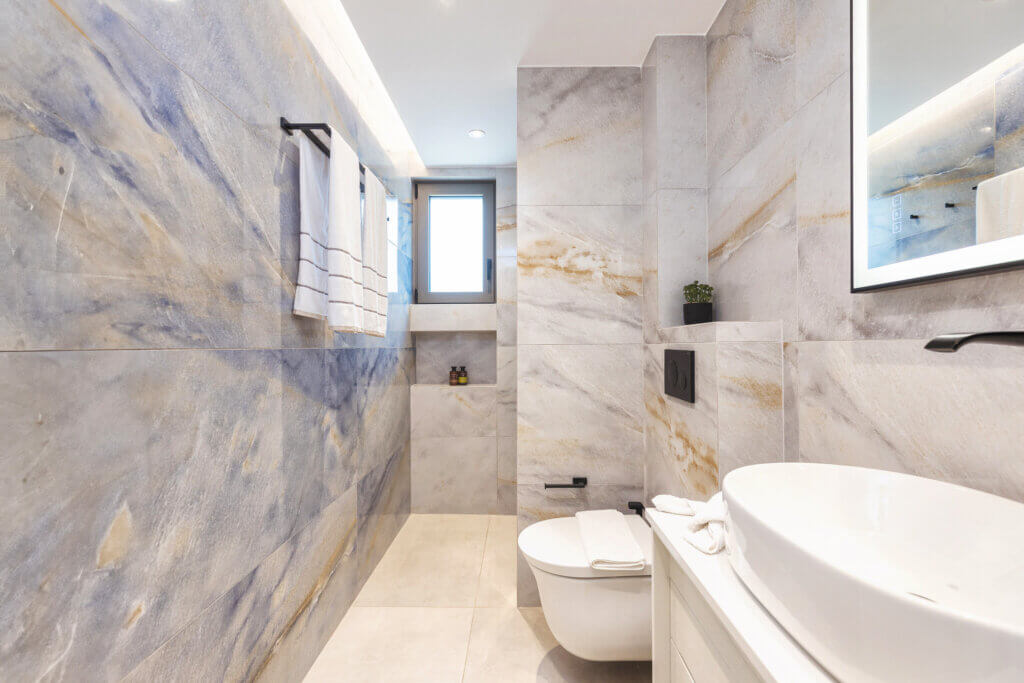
top-left (0, 1), bottom-right (413, 680)
top-left (411, 167), bottom-right (517, 514)
top-left (516, 67), bottom-right (644, 605)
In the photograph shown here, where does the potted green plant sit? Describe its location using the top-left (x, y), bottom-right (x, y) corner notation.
top-left (682, 281), bottom-right (714, 325)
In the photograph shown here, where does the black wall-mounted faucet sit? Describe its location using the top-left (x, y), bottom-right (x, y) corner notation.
top-left (925, 332), bottom-right (1024, 353)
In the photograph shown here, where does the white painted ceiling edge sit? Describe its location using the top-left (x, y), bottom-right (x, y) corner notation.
top-left (283, 0), bottom-right (426, 176)
top-left (341, 0), bottom-right (727, 167)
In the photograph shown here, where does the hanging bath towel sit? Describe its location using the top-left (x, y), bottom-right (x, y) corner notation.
top-left (293, 135), bottom-right (330, 320)
top-left (361, 169), bottom-right (389, 337)
top-left (326, 128), bottom-right (364, 332)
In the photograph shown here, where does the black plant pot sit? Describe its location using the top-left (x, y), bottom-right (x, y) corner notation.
top-left (683, 302), bottom-right (713, 325)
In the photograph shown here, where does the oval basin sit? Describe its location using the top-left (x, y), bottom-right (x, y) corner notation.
top-left (724, 462), bottom-right (1024, 683)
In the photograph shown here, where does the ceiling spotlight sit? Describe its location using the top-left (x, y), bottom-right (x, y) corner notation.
top-left (468, 129), bottom-right (486, 139)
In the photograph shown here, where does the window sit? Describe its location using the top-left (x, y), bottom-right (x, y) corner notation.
top-left (414, 181), bottom-right (495, 303)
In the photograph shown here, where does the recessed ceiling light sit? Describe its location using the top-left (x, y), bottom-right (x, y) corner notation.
top-left (468, 129), bottom-right (486, 139)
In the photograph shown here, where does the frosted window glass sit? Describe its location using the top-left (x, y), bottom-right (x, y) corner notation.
top-left (428, 195), bottom-right (484, 293)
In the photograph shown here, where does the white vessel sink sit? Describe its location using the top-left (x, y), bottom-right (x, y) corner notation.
top-left (724, 463), bottom-right (1024, 683)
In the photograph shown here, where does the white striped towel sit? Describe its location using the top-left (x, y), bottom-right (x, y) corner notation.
top-left (326, 128), bottom-right (364, 333)
top-left (361, 169), bottom-right (388, 338)
top-left (293, 134), bottom-right (329, 320)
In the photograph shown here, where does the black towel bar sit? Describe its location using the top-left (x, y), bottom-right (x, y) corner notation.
top-left (544, 477), bottom-right (587, 489)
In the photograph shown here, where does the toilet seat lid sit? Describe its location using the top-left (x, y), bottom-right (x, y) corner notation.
top-left (517, 514), bottom-right (653, 579)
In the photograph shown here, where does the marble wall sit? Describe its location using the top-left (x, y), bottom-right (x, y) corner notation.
top-left (0, 1), bottom-right (413, 680)
top-left (409, 167), bottom-right (517, 514)
top-left (656, 0), bottom-right (1024, 504)
top-left (516, 67), bottom-right (644, 605)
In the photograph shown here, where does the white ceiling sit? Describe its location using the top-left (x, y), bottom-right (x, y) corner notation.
top-left (341, 0), bottom-right (726, 167)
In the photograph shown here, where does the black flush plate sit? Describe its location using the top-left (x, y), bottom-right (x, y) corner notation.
top-left (664, 349), bottom-right (695, 403)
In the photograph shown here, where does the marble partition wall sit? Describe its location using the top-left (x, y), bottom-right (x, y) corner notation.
top-left (0, 1), bottom-right (413, 680)
top-left (410, 166), bottom-right (517, 514)
top-left (516, 67), bottom-right (644, 605)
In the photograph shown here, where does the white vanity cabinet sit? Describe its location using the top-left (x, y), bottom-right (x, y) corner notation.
top-left (647, 511), bottom-right (833, 683)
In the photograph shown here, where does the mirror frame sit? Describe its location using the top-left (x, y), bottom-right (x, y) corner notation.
top-left (850, 0), bottom-right (1024, 292)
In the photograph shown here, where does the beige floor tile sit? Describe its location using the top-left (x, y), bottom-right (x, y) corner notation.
top-left (304, 606), bottom-right (474, 683)
top-left (463, 608), bottom-right (652, 683)
top-left (355, 514), bottom-right (490, 607)
top-left (475, 515), bottom-right (518, 607)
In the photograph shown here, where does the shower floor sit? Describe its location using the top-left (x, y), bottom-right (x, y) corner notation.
top-left (304, 514), bottom-right (650, 682)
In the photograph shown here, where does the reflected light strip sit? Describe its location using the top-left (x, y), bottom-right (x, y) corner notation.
top-left (282, 0), bottom-right (426, 176)
top-left (870, 41), bottom-right (1024, 152)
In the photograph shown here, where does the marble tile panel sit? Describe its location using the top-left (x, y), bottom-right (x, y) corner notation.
top-left (356, 445), bottom-right (411, 585)
top-left (795, 0), bottom-right (850, 106)
top-left (354, 514), bottom-right (489, 607)
top-left (496, 167), bottom-right (518, 209)
top-left (518, 205), bottom-right (643, 345)
top-left (518, 345), bottom-right (644, 487)
top-left (497, 346), bottom-right (517, 437)
top-left (643, 344), bottom-right (719, 502)
top-left (516, 484), bottom-right (644, 606)
top-left (708, 118), bottom-right (798, 335)
top-left (121, 487), bottom-right (359, 683)
top-left (707, 0), bottom-right (796, 181)
top-left (642, 196), bottom-right (662, 344)
top-left (409, 304), bottom-right (497, 332)
top-left (304, 606), bottom-right (475, 682)
top-left (415, 332), bottom-right (496, 385)
top-left (497, 304), bottom-right (518, 347)
top-left (716, 342), bottom-right (784, 478)
top-left (474, 515), bottom-right (518, 608)
top-left (650, 36), bottom-right (709, 193)
top-left (517, 67), bottom-right (642, 206)
top-left (0, 2), bottom-right (295, 351)
top-left (996, 61), bottom-right (1024, 175)
top-left (357, 349), bottom-right (413, 479)
top-left (791, 340), bottom-right (1024, 503)
top-left (411, 437), bottom-right (498, 514)
top-left (656, 189), bottom-right (709, 329)
top-left (497, 437), bottom-right (518, 515)
top-left (0, 348), bottom-right (323, 680)
top-left (410, 385), bottom-right (497, 438)
top-left (464, 607), bottom-right (652, 682)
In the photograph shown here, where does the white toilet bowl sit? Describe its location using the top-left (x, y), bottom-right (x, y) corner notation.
top-left (518, 513), bottom-right (653, 662)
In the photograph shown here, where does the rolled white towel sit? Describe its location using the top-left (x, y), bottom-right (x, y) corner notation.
top-left (652, 492), bottom-right (728, 555)
top-left (652, 494), bottom-right (700, 516)
top-left (575, 509), bottom-right (646, 572)
top-left (683, 493), bottom-right (727, 555)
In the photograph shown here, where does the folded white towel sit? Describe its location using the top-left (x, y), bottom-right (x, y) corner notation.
top-left (326, 127), bottom-right (364, 333)
top-left (575, 509), bottom-right (646, 572)
top-left (977, 165), bottom-right (1024, 244)
top-left (653, 492), bottom-right (727, 555)
top-left (361, 169), bottom-right (388, 338)
top-left (652, 494), bottom-right (700, 516)
top-left (293, 134), bottom-right (330, 320)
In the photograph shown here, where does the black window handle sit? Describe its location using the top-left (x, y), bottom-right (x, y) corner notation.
top-left (487, 258), bottom-right (493, 281)
top-left (544, 477), bottom-right (587, 489)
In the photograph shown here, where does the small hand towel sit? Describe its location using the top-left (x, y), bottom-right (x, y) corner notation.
top-left (293, 135), bottom-right (330, 320)
top-left (361, 169), bottom-right (388, 337)
top-left (326, 127), bottom-right (364, 333)
top-left (653, 492), bottom-right (727, 555)
top-left (683, 493), bottom-right (727, 555)
top-left (575, 509), bottom-right (646, 572)
top-left (652, 494), bottom-right (700, 516)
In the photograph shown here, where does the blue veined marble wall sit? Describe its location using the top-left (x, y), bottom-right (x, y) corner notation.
top-left (0, 0), bottom-right (413, 680)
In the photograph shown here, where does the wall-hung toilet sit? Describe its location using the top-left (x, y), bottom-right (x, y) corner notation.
top-left (518, 514), bottom-right (653, 662)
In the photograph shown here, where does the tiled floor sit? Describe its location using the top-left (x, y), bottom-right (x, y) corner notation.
top-left (304, 514), bottom-right (651, 682)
